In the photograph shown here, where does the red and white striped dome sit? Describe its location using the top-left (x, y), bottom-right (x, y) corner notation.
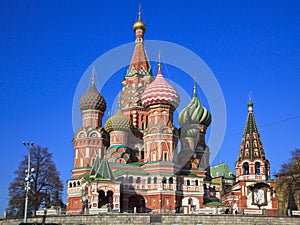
top-left (141, 65), bottom-right (180, 108)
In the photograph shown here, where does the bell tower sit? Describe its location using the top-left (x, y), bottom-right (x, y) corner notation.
top-left (235, 97), bottom-right (270, 182)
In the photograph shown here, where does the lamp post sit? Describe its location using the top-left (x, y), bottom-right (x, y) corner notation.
top-left (23, 141), bottom-right (34, 223)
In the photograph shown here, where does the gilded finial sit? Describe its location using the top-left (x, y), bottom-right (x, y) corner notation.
top-left (133, 4), bottom-right (146, 32)
top-left (91, 65), bottom-right (95, 85)
top-left (193, 74), bottom-right (197, 97)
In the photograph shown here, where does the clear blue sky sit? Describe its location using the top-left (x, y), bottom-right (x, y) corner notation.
top-left (0, 0), bottom-right (299, 215)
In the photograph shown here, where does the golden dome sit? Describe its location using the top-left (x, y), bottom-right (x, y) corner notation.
top-left (133, 20), bottom-right (146, 32)
top-left (133, 11), bottom-right (146, 32)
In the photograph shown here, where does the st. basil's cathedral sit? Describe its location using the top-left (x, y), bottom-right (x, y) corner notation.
top-left (66, 11), bottom-right (278, 215)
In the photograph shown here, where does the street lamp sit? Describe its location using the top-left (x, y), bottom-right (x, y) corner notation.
top-left (23, 141), bottom-right (34, 223)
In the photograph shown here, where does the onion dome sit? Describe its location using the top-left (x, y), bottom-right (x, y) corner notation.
top-left (133, 10), bottom-right (146, 32)
top-left (178, 85), bottom-right (211, 127)
top-left (141, 64), bottom-right (180, 108)
top-left (79, 77), bottom-right (106, 112)
top-left (179, 113), bottom-right (199, 138)
top-left (104, 108), bottom-right (133, 133)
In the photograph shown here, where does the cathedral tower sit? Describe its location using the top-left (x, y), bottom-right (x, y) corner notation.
top-left (72, 70), bottom-right (108, 178)
top-left (120, 9), bottom-right (154, 132)
top-left (178, 84), bottom-right (211, 171)
top-left (141, 63), bottom-right (180, 164)
top-left (235, 99), bottom-right (270, 181)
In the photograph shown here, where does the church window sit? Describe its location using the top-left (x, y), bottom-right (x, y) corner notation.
top-left (148, 177), bottom-right (152, 184)
top-left (195, 180), bottom-right (199, 186)
top-left (136, 177), bottom-right (141, 183)
top-left (243, 162), bottom-right (249, 175)
top-left (169, 177), bottom-right (173, 184)
top-left (255, 162), bottom-right (260, 174)
top-left (128, 176), bottom-right (133, 183)
top-left (154, 177), bottom-right (157, 184)
top-left (152, 152), bottom-right (156, 161)
top-left (162, 177), bottom-right (167, 184)
top-left (187, 180), bottom-right (190, 186)
top-left (164, 152), bottom-right (168, 161)
top-left (69, 182), bottom-right (72, 188)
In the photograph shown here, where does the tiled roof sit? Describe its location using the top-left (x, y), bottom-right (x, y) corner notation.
top-left (90, 156), bottom-right (115, 180)
top-left (211, 162), bottom-right (235, 179)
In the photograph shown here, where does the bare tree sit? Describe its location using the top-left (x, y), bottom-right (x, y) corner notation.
top-left (278, 149), bottom-right (300, 191)
top-left (277, 149), bottom-right (300, 213)
top-left (7, 145), bottom-right (63, 218)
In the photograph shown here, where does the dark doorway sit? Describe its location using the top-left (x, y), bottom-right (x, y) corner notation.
top-left (128, 195), bottom-right (145, 213)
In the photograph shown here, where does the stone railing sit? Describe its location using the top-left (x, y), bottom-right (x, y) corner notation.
top-left (2, 214), bottom-right (300, 225)
top-left (243, 209), bottom-right (263, 215)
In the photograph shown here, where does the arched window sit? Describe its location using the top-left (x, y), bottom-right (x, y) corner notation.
top-left (69, 182), bottom-right (72, 188)
top-left (128, 176), bottom-right (133, 183)
top-left (162, 177), bottom-right (167, 184)
top-left (169, 177), bottom-right (173, 184)
top-left (243, 162), bottom-right (249, 175)
top-left (154, 177), bottom-right (157, 184)
top-left (255, 162), bottom-right (260, 175)
top-left (148, 177), bottom-right (152, 184)
top-left (136, 177), bottom-right (141, 183)
top-left (164, 152), bottom-right (168, 161)
top-left (187, 179), bottom-right (190, 186)
top-left (195, 180), bottom-right (199, 186)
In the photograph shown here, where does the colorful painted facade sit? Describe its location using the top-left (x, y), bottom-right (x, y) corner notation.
top-left (66, 11), bottom-right (278, 215)
top-left (66, 12), bottom-right (212, 215)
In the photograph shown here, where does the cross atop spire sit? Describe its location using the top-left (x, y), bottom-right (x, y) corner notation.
top-left (133, 4), bottom-right (146, 33)
top-left (138, 3), bottom-right (142, 21)
top-left (91, 65), bottom-right (95, 85)
top-left (157, 50), bottom-right (162, 74)
top-left (248, 91), bottom-right (253, 112)
top-left (193, 74), bottom-right (197, 97)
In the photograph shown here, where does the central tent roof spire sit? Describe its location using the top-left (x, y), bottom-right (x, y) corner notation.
top-left (127, 4), bottom-right (151, 77)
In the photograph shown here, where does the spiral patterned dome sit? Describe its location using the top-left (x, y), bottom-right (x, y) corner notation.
top-left (178, 86), bottom-right (212, 127)
top-left (141, 65), bottom-right (180, 108)
top-left (79, 82), bottom-right (106, 112)
top-left (104, 108), bottom-right (133, 133)
top-left (179, 113), bottom-right (199, 138)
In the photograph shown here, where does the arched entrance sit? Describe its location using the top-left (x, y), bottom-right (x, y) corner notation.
top-left (98, 190), bottom-right (106, 208)
top-left (128, 195), bottom-right (145, 213)
top-left (98, 190), bottom-right (114, 210)
top-left (182, 197), bottom-right (200, 214)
